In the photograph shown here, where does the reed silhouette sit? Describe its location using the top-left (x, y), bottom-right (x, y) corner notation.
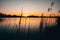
top-left (19, 8), bottom-right (23, 31)
top-left (0, 1), bottom-right (60, 40)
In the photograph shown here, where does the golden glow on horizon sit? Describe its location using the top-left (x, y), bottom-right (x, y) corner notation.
top-left (1, 11), bottom-right (60, 16)
top-left (24, 14), bottom-right (28, 17)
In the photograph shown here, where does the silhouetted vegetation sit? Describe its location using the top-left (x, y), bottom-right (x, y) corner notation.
top-left (0, 12), bottom-right (60, 40)
top-left (0, 17), bottom-right (60, 40)
top-left (0, 12), bottom-right (19, 17)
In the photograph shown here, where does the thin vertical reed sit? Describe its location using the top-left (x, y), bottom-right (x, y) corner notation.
top-left (19, 8), bottom-right (23, 31)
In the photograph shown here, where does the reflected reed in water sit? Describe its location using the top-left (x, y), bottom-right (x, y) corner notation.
top-left (0, 17), bottom-right (60, 40)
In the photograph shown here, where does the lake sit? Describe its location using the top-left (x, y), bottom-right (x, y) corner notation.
top-left (0, 17), bottom-right (59, 40)
top-left (0, 17), bottom-right (57, 31)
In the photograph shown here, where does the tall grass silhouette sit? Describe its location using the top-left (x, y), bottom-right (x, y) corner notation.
top-left (19, 8), bottom-right (23, 31)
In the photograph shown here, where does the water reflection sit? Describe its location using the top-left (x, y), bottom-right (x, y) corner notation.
top-left (0, 18), bottom-right (4, 22)
top-left (0, 18), bottom-right (57, 31)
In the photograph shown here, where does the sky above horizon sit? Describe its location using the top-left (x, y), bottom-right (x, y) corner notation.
top-left (0, 0), bottom-right (60, 16)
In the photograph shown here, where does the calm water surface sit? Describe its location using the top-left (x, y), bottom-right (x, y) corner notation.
top-left (0, 18), bottom-right (57, 31)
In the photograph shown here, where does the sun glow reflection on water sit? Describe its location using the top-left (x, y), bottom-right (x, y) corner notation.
top-left (0, 18), bottom-right (57, 31)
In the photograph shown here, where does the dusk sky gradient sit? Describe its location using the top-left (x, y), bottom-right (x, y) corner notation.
top-left (0, 0), bottom-right (60, 15)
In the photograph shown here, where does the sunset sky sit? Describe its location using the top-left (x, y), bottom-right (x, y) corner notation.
top-left (0, 0), bottom-right (60, 16)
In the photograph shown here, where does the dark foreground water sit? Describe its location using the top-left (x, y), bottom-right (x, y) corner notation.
top-left (0, 18), bottom-right (60, 40)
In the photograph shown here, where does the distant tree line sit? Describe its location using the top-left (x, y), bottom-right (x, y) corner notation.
top-left (0, 12), bottom-right (18, 17)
